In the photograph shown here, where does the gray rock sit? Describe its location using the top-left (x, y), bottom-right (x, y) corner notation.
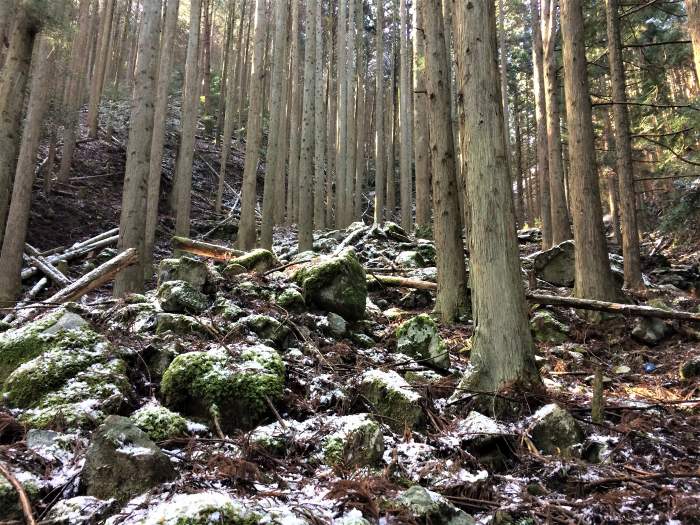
top-left (157, 257), bottom-right (210, 291)
top-left (528, 403), bottom-right (584, 457)
top-left (156, 280), bottom-right (209, 314)
top-left (82, 415), bottom-right (176, 503)
top-left (680, 356), bottom-right (700, 380)
top-left (136, 492), bottom-right (260, 524)
top-left (324, 312), bottom-right (347, 337)
top-left (631, 317), bottom-right (668, 346)
top-left (530, 310), bottom-right (569, 344)
top-left (532, 240), bottom-right (575, 287)
top-left (398, 485), bottom-right (475, 525)
top-left (358, 369), bottom-right (424, 432)
top-left (45, 496), bottom-right (117, 524)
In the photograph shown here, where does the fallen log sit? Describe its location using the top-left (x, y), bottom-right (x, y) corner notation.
top-left (371, 274), bottom-right (700, 323)
top-left (21, 235), bottom-right (119, 281)
top-left (26, 255), bottom-right (71, 287)
top-left (525, 293), bottom-right (700, 323)
top-left (172, 236), bottom-right (244, 261)
top-left (1, 277), bottom-right (48, 323)
top-left (12, 249), bottom-right (137, 326)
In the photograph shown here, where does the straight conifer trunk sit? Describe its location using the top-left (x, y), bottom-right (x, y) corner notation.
top-left (172, 0), bottom-right (201, 237)
top-left (413, 0), bottom-right (431, 233)
top-left (237, 0), bottom-right (268, 249)
top-left (87, 0), bottom-right (116, 138)
top-left (454, 0), bottom-right (541, 396)
top-left (313, 0), bottom-right (327, 230)
top-left (286, 1), bottom-right (303, 225)
top-left (335, 0), bottom-right (348, 227)
top-left (399, 0), bottom-right (413, 232)
top-left (605, 0), bottom-right (643, 289)
top-left (113, 0), bottom-right (162, 296)
top-left (560, 0), bottom-right (617, 302)
top-left (0, 0), bottom-right (19, 68)
top-left (423, 0), bottom-right (466, 322)
top-left (373, 0), bottom-right (386, 225)
top-left (0, 36), bottom-right (51, 305)
top-left (687, 1), bottom-right (700, 83)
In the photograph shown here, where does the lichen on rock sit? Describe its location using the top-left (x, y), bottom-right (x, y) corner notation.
top-left (130, 402), bottom-right (188, 441)
top-left (358, 369), bottom-right (424, 432)
top-left (395, 314), bottom-right (450, 369)
top-left (157, 280), bottom-right (209, 314)
top-left (528, 403), bottom-right (584, 457)
top-left (225, 248), bottom-right (279, 276)
top-left (138, 492), bottom-right (261, 525)
top-left (530, 310), bottom-right (569, 344)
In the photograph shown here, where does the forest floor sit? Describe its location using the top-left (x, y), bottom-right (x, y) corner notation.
top-left (1, 117), bottom-right (699, 524)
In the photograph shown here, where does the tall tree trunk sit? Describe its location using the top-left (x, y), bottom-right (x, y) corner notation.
top-left (687, 1), bottom-right (700, 84)
top-left (399, 0), bottom-right (413, 232)
top-left (353, 0), bottom-right (366, 222)
top-left (605, 0), bottom-right (643, 289)
top-left (172, 0), bottom-right (202, 237)
top-left (87, 0), bottom-right (116, 138)
top-left (286, 1), bottom-right (303, 225)
top-left (386, 7), bottom-right (398, 219)
top-left (514, 97), bottom-right (525, 226)
top-left (144, 0), bottom-right (180, 273)
top-left (0, 5), bottom-right (43, 249)
top-left (498, 0), bottom-right (514, 191)
top-left (560, 0), bottom-right (617, 302)
top-left (113, 0), bottom-right (162, 296)
top-left (344, 0), bottom-right (357, 226)
top-left (0, 0), bottom-right (19, 68)
top-left (275, 47), bottom-right (292, 225)
top-left (237, 0), bottom-right (268, 249)
top-left (0, 36), bottom-right (51, 306)
top-left (530, 0), bottom-right (551, 248)
top-left (542, 0), bottom-right (571, 245)
top-left (298, 0), bottom-right (316, 251)
top-left (453, 0), bottom-right (541, 398)
top-left (261, 0), bottom-right (289, 249)
top-left (424, 0), bottom-right (467, 322)
top-left (326, 18), bottom-right (337, 227)
top-left (313, 0), bottom-right (327, 230)
top-left (215, 2), bottom-right (235, 145)
top-left (335, 0), bottom-right (348, 227)
top-left (413, 0), bottom-right (431, 233)
top-left (374, 0), bottom-right (386, 226)
top-left (201, 0), bottom-right (213, 118)
top-left (58, 0), bottom-right (93, 183)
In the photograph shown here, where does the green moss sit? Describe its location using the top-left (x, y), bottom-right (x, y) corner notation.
top-left (141, 493), bottom-right (261, 525)
top-left (321, 415), bottom-right (383, 467)
top-left (293, 248), bottom-right (367, 320)
top-left (359, 370), bottom-right (424, 432)
top-left (225, 249), bottom-right (279, 276)
top-left (155, 313), bottom-right (213, 337)
top-left (395, 314), bottom-right (449, 369)
top-left (0, 475), bottom-right (40, 521)
top-left (530, 311), bottom-right (569, 344)
top-left (242, 315), bottom-right (289, 346)
top-left (131, 403), bottom-right (188, 441)
top-left (275, 288), bottom-right (305, 309)
top-left (157, 280), bottom-right (209, 314)
top-left (161, 346), bottom-right (285, 432)
top-left (323, 436), bottom-right (345, 465)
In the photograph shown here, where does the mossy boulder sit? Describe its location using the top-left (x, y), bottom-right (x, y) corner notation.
top-left (82, 416), bottom-right (176, 504)
top-left (396, 251), bottom-right (426, 268)
top-left (44, 496), bottom-right (117, 524)
top-left (532, 240), bottom-right (575, 287)
top-left (0, 310), bottom-right (91, 383)
top-left (240, 314), bottom-right (290, 347)
top-left (275, 287), bottom-right (305, 309)
top-left (293, 248), bottom-right (367, 321)
top-left (130, 403), bottom-right (188, 441)
top-left (138, 492), bottom-right (260, 525)
top-left (631, 317), bottom-right (669, 346)
top-left (19, 358), bottom-right (133, 430)
top-left (157, 280), bottom-right (209, 314)
top-left (161, 345), bottom-right (285, 432)
top-left (157, 256), bottom-right (210, 291)
top-left (396, 314), bottom-right (449, 370)
top-left (530, 310), bottom-right (569, 344)
top-left (358, 369), bottom-right (424, 432)
top-left (528, 403), bottom-right (584, 457)
top-left (397, 485), bottom-right (475, 525)
top-left (225, 249), bottom-right (279, 276)
top-left (155, 313), bottom-right (213, 337)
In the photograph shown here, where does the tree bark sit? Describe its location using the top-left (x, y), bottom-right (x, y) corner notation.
top-left (87, 0), bottom-right (116, 138)
top-left (560, 0), bottom-right (617, 302)
top-left (236, 0), bottom-right (268, 249)
top-left (399, 0), bottom-right (413, 232)
top-left (343, 0), bottom-right (357, 226)
top-left (298, 0), bottom-right (317, 252)
top-left (286, 0), bottom-right (303, 225)
top-left (172, 236), bottom-right (244, 260)
top-left (413, 0), bottom-right (431, 233)
top-left (0, 4), bottom-right (42, 250)
top-left (386, 3), bottom-right (398, 218)
top-left (373, 0), bottom-right (386, 226)
top-left (313, 0), bottom-right (327, 230)
top-left (113, 0), bottom-right (162, 296)
top-left (687, 1), bottom-right (700, 84)
top-left (605, 0), bottom-right (643, 289)
top-left (335, 0), bottom-right (348, 227)
top-left (423, 0), bottom-right (467, 322)
top-left (498, 0), bottom-right (514, 196)
top-left (172, 0), bottom-right (201, 237)
top-left (260, 0), bottom-right (289, 248)
top-left (530, 0), bottom-right (551, 249)
top-left (0, 36), bottom-right (51, 306)
top-left (0, 0), bottom-right (19, 68)
top-left (454, 0), bottom-right (541, 396)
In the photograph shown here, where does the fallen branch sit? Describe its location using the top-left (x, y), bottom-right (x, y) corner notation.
top-left (12, 249), bottom-right (138, 325)
top-left (525, 293), bottom-right (700, 323)
top-left (2, 277), bottom-right (48, 323)
top-left (26, 255), bottom-right (71, 287)
top-left (0, 461), bottom-right (37, 525)
top-left (172, 236), bottom-right (244, 261)
top-left (369, 274), bottom-right (438, 290)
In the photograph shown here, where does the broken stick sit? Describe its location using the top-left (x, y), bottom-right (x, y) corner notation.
top-left (172, 236), bottom-right (244, 261)
top-left (0, 461), bottom-right (37, 525)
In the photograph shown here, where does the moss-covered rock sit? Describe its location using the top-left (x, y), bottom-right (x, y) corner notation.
top-left (397, 485), bottom-right (475, 525)
top-left (321, 414), bottom-right (384, 466)
top-left (155, 313), bottom-right (213, 337)
top-left (293, 248), bottom-right (367, 321)
top-left (680, 356), bottom-right (700, 381)
top-left (532, 240), bottom-right (575, 287)
top-left (528, 403), bottom-right (584, 457)
top-left (275, 287), bottom-right (305, 309)
top-left (396, 251), bottom-right (426, 268)
top-left (0, 471), bottom-right (40, 521)
top-left (157, 256), bottom-right (210, 291)
top-left (631, 317), bottom-right (669, 346)
top-left (225, 249), bottom-right (279, 276)
top-left (530, 310), bottom-right (569, 344)
top-left (0, 310), bottom-right (92, 383)
top-left (240, 314), bottom-right (290, 347)
top-left (139, 492), bottom-right (261, 525)
top-left (82, 416), bottom-right (176, 504)
top-left (19, 358), bottom-right (133, 430)
top-left (44, 496), bottom-right (117, 524)
top-left (157, 280), bottom-right (209, 314)
top-left (396, 314), bottom-right (449, 370)
top-left (161, 345), bottom-right (285, 432)
top-left (358, 369), bottom-right (424, 432)
top-left (130, 403), bottom-right (188, 441)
